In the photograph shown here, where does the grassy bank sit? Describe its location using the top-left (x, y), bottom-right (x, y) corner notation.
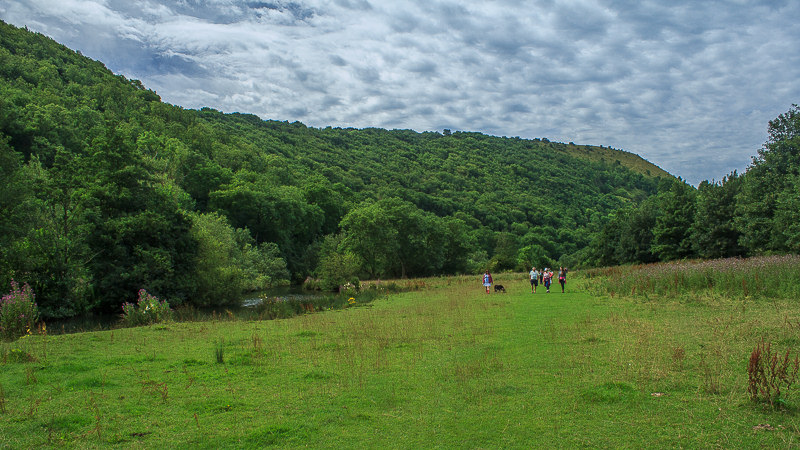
top-left (586, 255), bottom-right (800, 300)
top-left (1, 272), bottom-right (799, 447)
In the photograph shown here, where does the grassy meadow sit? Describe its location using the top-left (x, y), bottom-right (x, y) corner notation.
top-left (2, 268), bottom-right (800, 448)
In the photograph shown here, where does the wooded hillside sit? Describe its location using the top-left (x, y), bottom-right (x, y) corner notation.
top-left (0, 21), bottom-right (670, 318)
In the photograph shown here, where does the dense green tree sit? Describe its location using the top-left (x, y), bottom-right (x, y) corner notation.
top-left (339, 200), bottom-right (398, 278)
top-left (302, 178), bottom-right (349, 236)
top-left (245, 241), bottom-right (291, 290)
top-left (209, 171), bottom-right (324, 275)
top-left (315, 233), bottom-right (363, 291)
top-left (651, 179), bottom-right (696, 261)
top-left (85, 128), bottom-right (197, 311)
top-left (189, 212), bottom-right (250, 306)
top-left (691, 173), bottom-right (743, 258)
top-left (492, 232), bottom-right (520, 271)
top-left (15, 150), bottom-right (94, 317)
top-left (0, 133), bottom-right (33, 289)
top-left (737, 105), bottom-right (800, 253)
top-left (592, 208), bottom-right (629, 267)
top-left (188, 212), bottom-right (289, 306)
top-left (773, 173), bottom-right (800, 252)
top-left (591, 196), bottom-right (660, 267)
top-left (338, 198), bottom-right (461, 279)
top-left (439, 216), bottom-right (476, 274)
top-left (616, 199), bottom-right (660, 265)
top-left (516, 244), bottom-right (550, 271)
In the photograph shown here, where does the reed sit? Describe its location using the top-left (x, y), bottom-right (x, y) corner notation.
top-left (586, 255), bottom-right (800, 300)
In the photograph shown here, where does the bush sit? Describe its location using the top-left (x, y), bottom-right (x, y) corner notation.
top-left (121, 289), bottom-right (173, 327)
top-left (0, 281), bottom-right (39, 341)
top-left (316, 249), bottom-right (362, 291)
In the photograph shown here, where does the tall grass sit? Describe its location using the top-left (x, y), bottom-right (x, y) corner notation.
top-left (585, 255), bottom-right (800, 300)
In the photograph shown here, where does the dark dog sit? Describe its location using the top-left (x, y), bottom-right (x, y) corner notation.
top-left (494, 284), bottom-right (506, 293)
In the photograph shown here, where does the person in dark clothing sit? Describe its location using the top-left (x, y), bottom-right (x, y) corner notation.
top-left (558, 267), bottom-right (568, 293)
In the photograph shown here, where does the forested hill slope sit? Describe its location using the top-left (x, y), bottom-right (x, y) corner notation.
top-left (0, 20), bottom-right (670, 318)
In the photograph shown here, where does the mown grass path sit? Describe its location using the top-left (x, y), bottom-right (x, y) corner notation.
top-left (1, 275), bottom-right (799, 448)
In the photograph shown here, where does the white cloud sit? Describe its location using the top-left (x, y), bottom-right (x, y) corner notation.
top-left (2, 0), bottom-right (800, 184)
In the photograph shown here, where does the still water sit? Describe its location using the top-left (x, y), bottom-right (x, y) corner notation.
top-left (46, 285), bottom-right (326, 335)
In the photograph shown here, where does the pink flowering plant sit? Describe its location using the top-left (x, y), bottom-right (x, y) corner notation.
top-left (121, 289), bottom-right (173, 327)
top-left (0, 280), bottom-right (40, 341)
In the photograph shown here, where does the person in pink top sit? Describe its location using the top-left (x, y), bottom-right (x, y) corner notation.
top-left (542, 268), bottom-right (553, 293)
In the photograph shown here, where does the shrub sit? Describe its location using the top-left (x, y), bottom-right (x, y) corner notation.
top-left (0, 281), bottom-right (39, 341)
top-left (338, 281), bottom-right (359, 298)
top-left (747, 340), bottom-right (800, 407)
top-left (121, 289), bottom-right (173, 327)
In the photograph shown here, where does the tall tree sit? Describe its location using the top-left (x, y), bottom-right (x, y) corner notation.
top-left (339, 200), bottom-right (399, 278)
top-left (737, 105), bottom-right (800, 253)
top-left (339, 198), bottom-right (449, 279)
top-left (691, 173), bottom-right (743, 259)
top-left (18, 150), bottom-right (94, 317)
top-left (0, 133), bottom-right (32, 288)
top-left (591, 201), bottom-right (658, 267)
top-left (651, 179), bottom-right (696, 261)
top-left (618, 199), bottom-right (659, 264)
top-left (86, 128), bottom-right (197, 311)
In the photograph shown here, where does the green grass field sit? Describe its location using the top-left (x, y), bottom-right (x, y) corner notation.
top-left (2, 273), bottom-right (799, 448)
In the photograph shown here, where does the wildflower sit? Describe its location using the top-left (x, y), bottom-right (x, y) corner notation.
top-left (1, 281), bottom-right (38, 341)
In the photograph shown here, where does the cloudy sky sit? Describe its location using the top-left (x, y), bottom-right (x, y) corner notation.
top-left (2, 0), bottom-right (799, 184)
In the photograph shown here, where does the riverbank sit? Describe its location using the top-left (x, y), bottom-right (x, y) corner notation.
top-left (43, 275), bottom-right (471, 335)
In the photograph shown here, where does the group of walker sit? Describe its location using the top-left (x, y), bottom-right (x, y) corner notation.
top-left (529, 267), bottom-right (567, 293)
top-left (481, 267), bottom-right (568, 294)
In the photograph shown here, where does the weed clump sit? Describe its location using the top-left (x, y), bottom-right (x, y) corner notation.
top-left (120, 289), bottom-right (173, 327)
top-left (747, 340), bottom-right (800, 408)
top-left (214, 339), bottom-right (225, 364)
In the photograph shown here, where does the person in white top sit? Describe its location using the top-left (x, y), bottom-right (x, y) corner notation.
top-left (529, 267), bottom-right (539, 293)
